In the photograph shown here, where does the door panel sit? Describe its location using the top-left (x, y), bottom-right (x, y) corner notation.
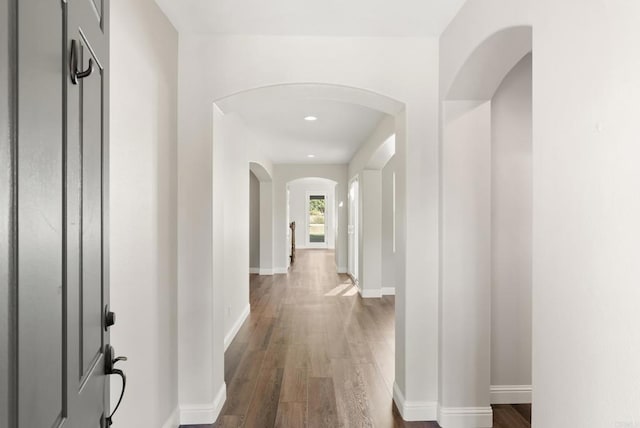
top-left (8, 1), bottom-right (113, 426)
top-left (17, 1), bottom-right (64, 426)
top-left (66, 1), bottom-right (110, 427)
top-left (79, 36), bottom-right (105, 379)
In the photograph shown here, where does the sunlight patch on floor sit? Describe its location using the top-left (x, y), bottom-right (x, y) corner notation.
top-left (324, 283), bottom-right (352, 296)
top-left (343, 286), bottom-right (359, 297)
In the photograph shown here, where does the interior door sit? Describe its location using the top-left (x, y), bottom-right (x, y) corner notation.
top-left (66, 0), bottom-right (115, 427)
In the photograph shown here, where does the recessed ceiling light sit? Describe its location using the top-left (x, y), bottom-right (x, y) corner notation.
top-left (304, 116), bottom-right (318, 121)
top-left (307, 154), bottom-right (315, 158)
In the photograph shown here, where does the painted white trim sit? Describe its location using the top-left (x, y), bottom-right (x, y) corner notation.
top-left (358, 287), bottom-right (395, 298)
top-left (160, 406), bottom-right (180, 428)
top-left (224, 304), bottom-right (251, 350)
top-left (250, 267), bottom-right (275, 275)
top-left (359, 288), bottom-right (383, 299)
top-left (337, 266), bottom-right (348, 274)
top-left (179, 382), bottom-right (227, 425)
top-left (393, 382), bottom-right (438, 421)
top-left (273, 267), bottom-right (288, 274)
top-left (437, 406), bottom-right (493, 428)
top-left (490, 385), bottom-right (532, 404)
top-left (382, 287), bottom-right (396, 296)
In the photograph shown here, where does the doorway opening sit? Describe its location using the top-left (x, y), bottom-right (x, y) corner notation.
top-left (307, 193), bottom-right (327, 247)
top-left (439, 25), bottom-right (533, 428)
top-left (348, 178), bottom-right (359, 284)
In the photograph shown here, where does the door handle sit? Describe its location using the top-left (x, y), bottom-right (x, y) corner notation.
top-left (70, 39), bottom-right (94, 85)
top-left (104, 345), bottom-right (127, 426)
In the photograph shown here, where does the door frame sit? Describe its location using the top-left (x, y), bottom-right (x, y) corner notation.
top-left (347, 177), bottom-right (359, 282)
top-left (305, 191), bottom-right (328, 249)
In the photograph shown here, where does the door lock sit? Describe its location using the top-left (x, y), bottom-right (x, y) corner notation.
top-left (104, 305), bottom-right (116, 331)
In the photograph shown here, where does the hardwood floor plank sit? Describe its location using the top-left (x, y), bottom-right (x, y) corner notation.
top-left (330, 358), bottom-right (375, 427)
top-left (274, 402), bottom-right (306, 428)
top-left (279, 366), bottom-right (307, 403)
top-left (243, 368), bottom-right (284, 428)
top-left (307, 377), bottom-right (339, 428)
top-left (215, 415), bottom-right (243, 428)
top-left (493, 405), bottom-right (531, 428)
top-left (359, 363), bottom-right (396, 427)
top-left (513, 403), bottom-right (532, 423)
top-left (225, 340), bottom-right (249, 382)
top-left (223, 376), bottom-right (259, 417)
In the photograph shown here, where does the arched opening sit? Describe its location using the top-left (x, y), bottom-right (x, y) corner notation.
top-left (210, 82), bottom-right (411, 424)
top-left (440, 26), bottom-right (533, 428)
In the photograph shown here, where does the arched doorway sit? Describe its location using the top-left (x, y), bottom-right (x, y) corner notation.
top-left (439, 26), bottom-right (533, 428)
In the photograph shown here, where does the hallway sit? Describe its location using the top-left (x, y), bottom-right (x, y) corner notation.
top-left (212, 249), bottom-right (433, 427)
top-left (191, 250), bottom-right (531, 428)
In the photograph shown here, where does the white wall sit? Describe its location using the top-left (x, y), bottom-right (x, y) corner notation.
top-left (249, 171), bottom-right (260, 269)
top-left (359, 170), bottom-right (382, 295)
top-left (441, 1), bottom-right (640, 426)
top-left (382, 156), bottom-right (396, 290)
top-left (490, 54), bottom-right (532, 391)
top-left (440, 101), bottom-right (492, 416)
top-left (274, 164), bottom-right (347, 272)
top-left (287, 178), bottom-right (336, 250)
top-left (215, 113), bottom-right (257, 349)
top-left (110, 1), bottom-right (179, 427)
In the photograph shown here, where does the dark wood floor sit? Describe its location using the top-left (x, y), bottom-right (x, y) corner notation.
top-left (183, 249), bottom-right (531, 428)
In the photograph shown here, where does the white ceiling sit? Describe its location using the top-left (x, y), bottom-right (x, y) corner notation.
top-left (223, 92), bottom-right (387, 164)
top-left (155, 0), bottom-right (468, 37)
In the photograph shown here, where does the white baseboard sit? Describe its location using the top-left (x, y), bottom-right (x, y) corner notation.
top-left (179, 382), bottom-right (227, 425)
top-left (250, 267), bottom-right (274, 275)
top-left (360, 288), bottom-right (383, 298)
top-left (490, 385), bottom-right (532, 404)
top-left (337, 266), bottom-right (348, 274)
top-left (224, 304), bottom-right (251, 350)
top-left (437, 406), bottom-right (493, 428)
top-left (160, 406), bottom-right (180, 428)
top-left (273, 267), bottom-right (288, 274)
top-left (359, 287), bottom-right (395, 298)
top-left (393, 382), bottom-right (438, 421)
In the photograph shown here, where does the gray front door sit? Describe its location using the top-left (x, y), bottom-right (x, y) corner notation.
top-left (1, 0), bottom-right (116, 427)
top-left (66, 0), bottom-right (113, 427)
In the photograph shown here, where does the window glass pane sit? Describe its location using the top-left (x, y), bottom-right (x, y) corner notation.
top-left (309, 195), bottom-right (325, 243)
